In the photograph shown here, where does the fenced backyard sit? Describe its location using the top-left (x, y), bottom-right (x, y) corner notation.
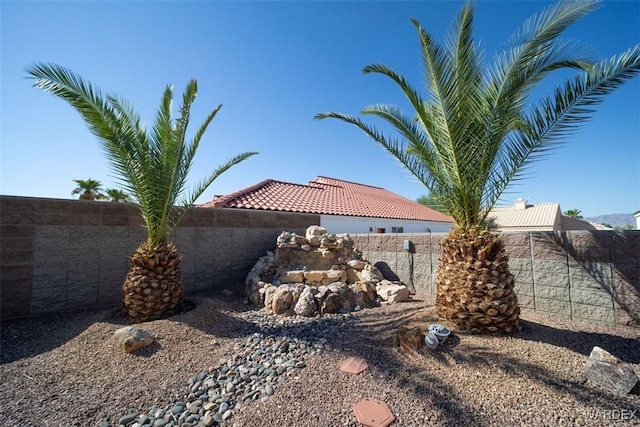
top-left (1, 195), bottom-right (638, 326)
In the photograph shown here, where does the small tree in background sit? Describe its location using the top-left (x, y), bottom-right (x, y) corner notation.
top-left (71, 178), bottom-right (107, 201)
top-left (416, 194), bottom-right (447, 214)
top-left (105, 188), bottom-right (131, 203)
top-left (564, 209), bottom-right (583, 219)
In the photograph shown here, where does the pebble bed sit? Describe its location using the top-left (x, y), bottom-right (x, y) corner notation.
top-left (109, 309), bottom-right (356, 427)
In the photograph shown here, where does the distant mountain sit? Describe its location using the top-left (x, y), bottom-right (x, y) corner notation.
top-left (584, 213), bottom-right (635, 228)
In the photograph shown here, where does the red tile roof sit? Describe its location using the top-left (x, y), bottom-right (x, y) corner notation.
top-left (199, 176), bottom-right (452, 223)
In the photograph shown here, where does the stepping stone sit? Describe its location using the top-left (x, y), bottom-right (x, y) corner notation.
top-left (353, 399), bottom-right (395, 427)
top-left (340, 356), bottom-right (368, 375)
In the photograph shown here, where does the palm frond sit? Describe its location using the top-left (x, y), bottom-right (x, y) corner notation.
top-left (28, 63), bottom-right (257, 245)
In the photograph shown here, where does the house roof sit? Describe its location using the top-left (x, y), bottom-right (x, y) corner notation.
top-left (199, 176), bottom-right (452, 223)
top-left (487, 202), bottom-right (561, 229)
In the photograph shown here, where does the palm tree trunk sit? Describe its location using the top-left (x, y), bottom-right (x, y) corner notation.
top-left (437, 228), bottom-right (520, 333)
top-left (122, 242), bottom-right (184, 322)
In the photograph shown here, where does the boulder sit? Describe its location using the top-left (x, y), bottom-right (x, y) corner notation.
top-left (361, 264), bottom-right (383, 283)
top-left (321, 292), bottom-right (344, 314)
top-left (581, 346), bottom-right (639, 394)
top-left (376, 282), bottom-right (410, 303)
top-left (294, 287), bottom-right (317, 317)
top-left (113, 326), bottom-right (155, 354)
top-left (271, 287), bottom-right (293, 315)
top-left (263, 285), bottom-right (278, 311)
top-left (305, 225), bottom-right (327, 246)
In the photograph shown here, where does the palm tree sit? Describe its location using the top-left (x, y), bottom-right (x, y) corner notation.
top-left (316, 0), bottom-right (640, 333)
top-left (564, 209), bottom-right (583, 219)
top-left (71, 178), bottom-right (107, 200)
top-left (28, 63), bottom-right (258, 322)
top-left (416, 193), bottom-right (447, 214)
top-left (105, 188), bottom-right (131, 203)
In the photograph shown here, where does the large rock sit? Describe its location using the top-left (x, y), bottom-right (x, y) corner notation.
top-left (581, 346), bottom-right (639, 394)
top-left (376, 281), bottom-right (410, 303)
top-left (305, 225), bottom-right (327, 246)
top-left (361, 264), bottom-right (383, 283)
top-left (294, 287), bottom-right (317, 316)
top-left (321, 292), bottom-right (345, 314)
top-left (113, 326), bottom-right (155, 353)
top-left (271, 287), bottom-right (294, 315)
top-left (263, 285), bottom-right (278, 311)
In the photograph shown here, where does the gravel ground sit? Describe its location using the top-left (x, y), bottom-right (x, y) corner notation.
top-left (1, 294), bottom-right (639, 427)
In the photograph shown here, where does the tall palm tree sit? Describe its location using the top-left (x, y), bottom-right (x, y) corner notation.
top-left (72, 178), bottom-right (107, 200)
top-left (28, 63), bottom-right (258, 321)
top-left (105, 188), bottom-right (131, 203)
top-left (317, 0), bottom-right (640, 333)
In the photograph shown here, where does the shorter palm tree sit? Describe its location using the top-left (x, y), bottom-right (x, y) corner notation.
top-left (72, 178), bottom-right (107, 200)
top-left (105, 188), bottom-right (131, 203)
top-left (29, 63), bottom-right (258, 321)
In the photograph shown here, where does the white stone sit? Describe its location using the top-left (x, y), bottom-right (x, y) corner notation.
top-left (113, 326), bottom-right (155, 354)
top-left (305, 225), bottom-right (326, 246)
top-left (376, 283), bottom-right (410, 303)
top-left (294, 287), bottom-right (317, 317)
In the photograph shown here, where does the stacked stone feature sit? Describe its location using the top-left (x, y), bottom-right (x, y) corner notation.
top-left (244, 226), bottom-right (410, 316)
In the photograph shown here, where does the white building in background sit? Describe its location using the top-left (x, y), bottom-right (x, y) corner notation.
top-left (199, 176), bottom-right (453, 234)
top-left (635, 210), bottom-right (640, 230)
top-left (487, 198), bottom-right (601, 232)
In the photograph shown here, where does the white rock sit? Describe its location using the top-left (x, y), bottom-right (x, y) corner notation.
top-left (376, 283), bottom-right (410, 303)
top-left (113, 326), bottom-right (154, 354)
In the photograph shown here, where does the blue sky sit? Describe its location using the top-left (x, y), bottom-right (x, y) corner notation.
top-left (1, 0), bottom-right (638, 218)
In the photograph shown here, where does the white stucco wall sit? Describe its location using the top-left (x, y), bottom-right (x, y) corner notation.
top-left (319, 214), bottom-right (453, 234)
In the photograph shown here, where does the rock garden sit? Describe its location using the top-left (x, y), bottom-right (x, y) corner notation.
top-left (244, 226), bottom-right (410, 317)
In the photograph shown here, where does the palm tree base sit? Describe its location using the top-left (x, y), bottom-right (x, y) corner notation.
top-left (437, 228), bottom-right (520, 333)
top-left (122, 242), bottom-right (184, 322)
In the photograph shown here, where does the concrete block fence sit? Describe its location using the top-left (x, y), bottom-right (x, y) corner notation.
top-left (1, 195), bottom-right (638, 327)
top-left (0, 196), bottom-right (318, 321)
top-left (351, 231), bottom-right (639, 327)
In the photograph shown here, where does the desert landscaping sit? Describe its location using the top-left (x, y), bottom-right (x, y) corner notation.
top-left (1, 287), bottom-right (639, 427)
